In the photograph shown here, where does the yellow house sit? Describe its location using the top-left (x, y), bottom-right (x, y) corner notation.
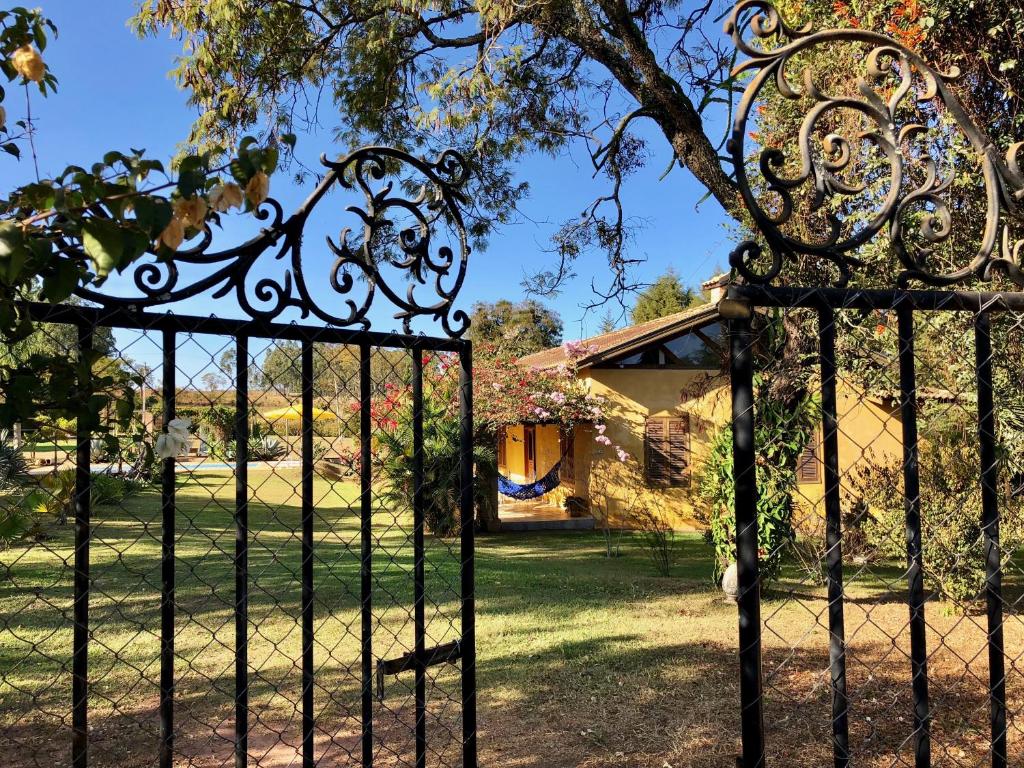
top-left (497, 286), bottom-right (907, 531)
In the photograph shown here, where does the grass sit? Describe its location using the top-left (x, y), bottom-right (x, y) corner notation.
top-left (3, 468), bottom-right (1024, 767)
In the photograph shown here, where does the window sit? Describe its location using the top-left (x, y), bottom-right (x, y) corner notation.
top-left (601, 323), bottom-right (725, 370)
top-left (797, 433), bottom-right (821, 484)
top-left (497, 427), bottom-right (507, 468)
top-left (645, 416), bottom-right (689, 487)
top-left (560, 428), bottom-right (576, 483)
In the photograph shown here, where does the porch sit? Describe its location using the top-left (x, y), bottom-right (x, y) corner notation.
top-left (497, 497), bottom-right (596, 532)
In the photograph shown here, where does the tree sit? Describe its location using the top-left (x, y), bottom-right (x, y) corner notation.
top-left (131, 0), bottom-right (743, 302)
top-left (630, 270), bottom-right (701, 324)
top-left (469, 300), bottom-right (562, 358)
top-left (201, 372), bottom-right (225, 392)
top-left (0, 7), bottom-right (285, 432)
top-left (219, 348), bottom-right (236, 379)
top-left (254, 341), bottom-right (302, 393)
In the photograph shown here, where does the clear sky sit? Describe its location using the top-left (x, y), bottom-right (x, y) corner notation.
top-left (6, 1), bottom-right (734, 377)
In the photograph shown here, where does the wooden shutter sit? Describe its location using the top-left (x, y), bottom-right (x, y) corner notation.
top-left (645, 417), bottom-right (689, 487)
top-left (797, 433), bottom-right (821, 484)
top-left (497, 427), bottom-right (507, 468)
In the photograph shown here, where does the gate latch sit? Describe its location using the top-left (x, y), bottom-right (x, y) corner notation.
top-left (376, 640), bottom-right (462, 701)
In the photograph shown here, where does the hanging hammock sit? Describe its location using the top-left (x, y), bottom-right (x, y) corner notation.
top-left (498, 461), bottom-right (563, 500)
top-left (497, 445), bottom-right (571, 500)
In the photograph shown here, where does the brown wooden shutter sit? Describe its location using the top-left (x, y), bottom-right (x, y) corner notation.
top-left (668, 417), bottom-right (690, 487)
top-left (497, 427), bottom-right (507, 468)
top-left (798, 434), bottom-right (821, 484)
top-left (646, 417), bottom-right (689, 487)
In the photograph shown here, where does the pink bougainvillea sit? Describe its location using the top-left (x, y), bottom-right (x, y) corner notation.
top-left (474, 342), bottom-right (629, 461)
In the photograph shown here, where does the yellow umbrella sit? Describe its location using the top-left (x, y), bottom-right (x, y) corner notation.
top-left (262, 405), bottom-right (337, 422)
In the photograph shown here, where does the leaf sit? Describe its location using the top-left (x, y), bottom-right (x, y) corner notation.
top-left (133, 195), bottom-right (172, 235)
top-left (42, 259), bottom-right (80, 303)
top-left (81, 218), bottom-right (125, 280)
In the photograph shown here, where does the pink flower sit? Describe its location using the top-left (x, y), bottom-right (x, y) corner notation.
top-left (616, 448), bottom-right (629, 462)
top-left (595, 435), bottom-right (612, 446)
top-left (596, 423), bottom-right (606, 434)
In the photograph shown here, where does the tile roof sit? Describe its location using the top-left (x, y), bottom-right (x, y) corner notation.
top-left (518, 302), bottom-right (721, 369)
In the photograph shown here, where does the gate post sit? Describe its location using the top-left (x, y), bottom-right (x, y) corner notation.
top-left (723, 295), bottom-right (765, 768)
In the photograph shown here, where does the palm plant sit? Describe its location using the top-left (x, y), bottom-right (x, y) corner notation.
top-left (375, 390), bottom-right (495, 537)
top-left (0, 432), bottom-right (29, 490)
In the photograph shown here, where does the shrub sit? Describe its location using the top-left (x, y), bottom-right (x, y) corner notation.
top-left (696, 380), bottom-right (819, 586)
top-left (0, 434), bottom-right (29, 490)
top-left (250, 436), bottom-right (288, 461)
top-left (849, 411), bottom-right (1024, 603)
top-left (629, 503), bottom-right (676, 576)
top-left (376, 390), bottom-right (495, 538)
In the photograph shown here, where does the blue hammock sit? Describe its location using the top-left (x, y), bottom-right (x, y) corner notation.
top-left (498, 460), bottom-right (563, 500)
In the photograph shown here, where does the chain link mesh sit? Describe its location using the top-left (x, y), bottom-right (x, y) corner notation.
top-left (0, 314), bottom-right (471, 767)
top-left (738, 295), bottom-right (1024, 766)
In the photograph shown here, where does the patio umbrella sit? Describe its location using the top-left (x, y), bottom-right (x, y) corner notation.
top-left (262, 405), bottom-right (337, 422)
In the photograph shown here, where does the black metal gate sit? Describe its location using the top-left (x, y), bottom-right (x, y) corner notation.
top-left (723, 2), bottom-right (1024, 766)
top-left (0, 147), bottom-right (477, 768)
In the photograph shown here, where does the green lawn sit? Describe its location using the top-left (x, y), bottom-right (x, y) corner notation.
top-left (3, 468), bottom-right (1023, 767)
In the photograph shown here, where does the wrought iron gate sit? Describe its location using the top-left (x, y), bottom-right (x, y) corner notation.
top-left (724, 2), bottom-right (1024, 766)
top-left (0, 147), bottom-right (477, 768)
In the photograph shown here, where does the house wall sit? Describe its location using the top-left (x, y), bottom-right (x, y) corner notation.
top-left (790, 390), bottom-right (904, 521)
top-left (496, 370), bottom-right (906, 532)
top-left (581, 366), bottom-right (732, 530)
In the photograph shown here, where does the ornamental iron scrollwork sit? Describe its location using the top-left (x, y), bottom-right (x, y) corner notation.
top-left (73, 146), bottom-right (472, 337)
top-left (725, 0), bottom-right (1024, 288)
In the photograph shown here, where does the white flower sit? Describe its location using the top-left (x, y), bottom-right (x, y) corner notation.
top-left (167, 417), bottom-right (192, 438)
top-left (155, 417), bottom-right (193, 459)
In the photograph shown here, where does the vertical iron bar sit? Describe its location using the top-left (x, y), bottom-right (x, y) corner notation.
top-left (301, 341), bottom-right (315, 768)
top-left (975, 312), bottom-right (1007, 768)
top-left (72, 323), bottom-right (93, 768)
top-left (234, 335), bottom-right (249, 768)
top-left (818, 307), bottom-right (849, 768)
top-left (360, 343), bottom-right (374, 767)
top-left (897, 305), bottom-right (931, 768)
top-left (459, 343), bottom-right (477, 768)
top-left (729, 311), bottom-right (764, 768)
top-left (160, 330), bottom-right (176, 768)
top-left (412, 351), bottom-right (427, 768)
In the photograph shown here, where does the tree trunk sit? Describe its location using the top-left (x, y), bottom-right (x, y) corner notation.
top-left (475, 462), bottom-right (501, 533)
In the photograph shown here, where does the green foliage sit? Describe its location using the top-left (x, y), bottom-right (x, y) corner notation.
top-left (90, 473), bottom-right (145, 508)
top-left (130, 0), bottom-right (747, 300)
top-left (469, 299), bottom-right (562, 358)
top-left (697, 379), bottom-right (819, 586)
top-left (630, 270), bottom-right (702, 324)
top-left (0, 9), bottom-right (285, 434)
top-left (0, 432), bottom-right (28, 490)
top-left (851, 407), bottom-right (1024, 603)
top-left (375, 360), bottom-right (496, 537)
top-left (208, 422), bottom-right (289, 462)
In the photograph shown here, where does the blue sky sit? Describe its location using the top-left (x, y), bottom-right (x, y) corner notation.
top-left (7, 1), bottom-right (734, 377)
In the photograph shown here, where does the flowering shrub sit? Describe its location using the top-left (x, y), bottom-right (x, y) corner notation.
top-left (475, 342), bottom-right (628, 461)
